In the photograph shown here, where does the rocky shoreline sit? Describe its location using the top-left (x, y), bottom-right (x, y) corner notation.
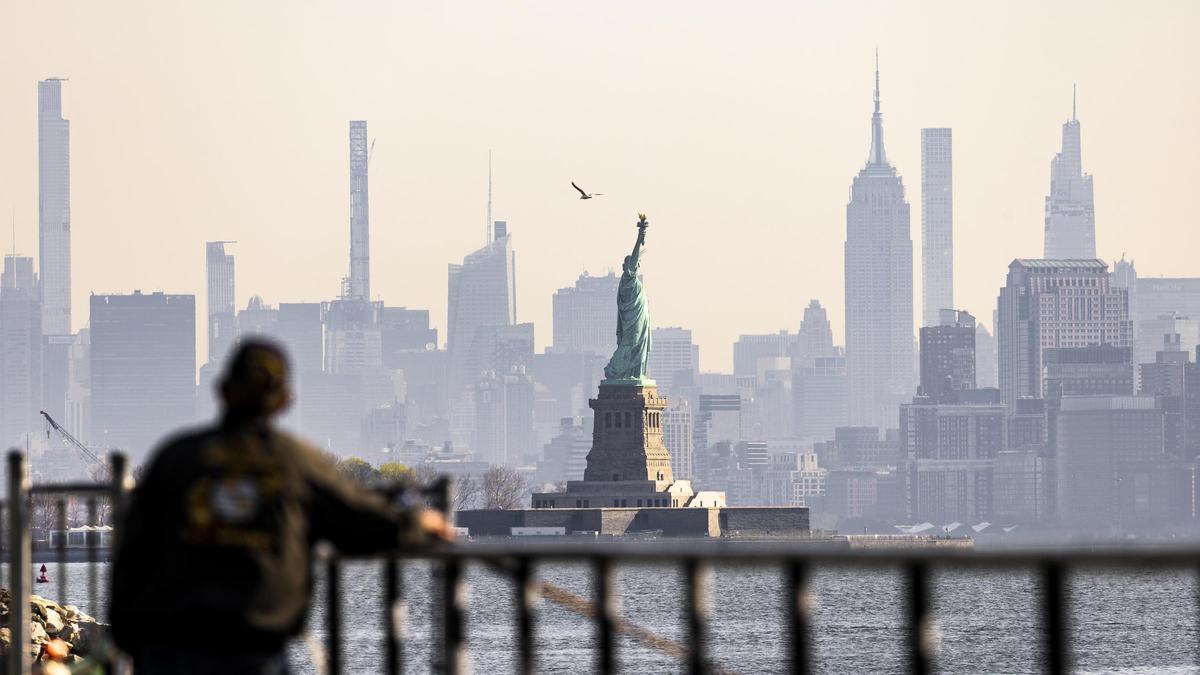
top-left (0, 588), bottom-right (108, 665)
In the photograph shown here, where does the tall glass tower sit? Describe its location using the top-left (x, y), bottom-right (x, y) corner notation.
top-left (921, 128), bottom-right (953, 327)
top-left (1043, 88), bottom-right (1096, 259)
top-left (38, 79), bottom-right (72, 336)
top-left (347, 120), bottom-right (370, 301)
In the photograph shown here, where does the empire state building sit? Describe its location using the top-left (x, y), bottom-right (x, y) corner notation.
top-left (844, 56), bottom-right (915, 427)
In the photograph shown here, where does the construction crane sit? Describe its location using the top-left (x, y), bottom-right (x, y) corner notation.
top-left (40, 410), bottom-right (104, 468)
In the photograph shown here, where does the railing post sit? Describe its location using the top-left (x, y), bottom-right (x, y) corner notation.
top-left (326, 558), bottom-right (342, 675)
top-left (595, 557), bottom-right (617, 675)
top-left (1041, 562), bottom-right (1067, 675)
top-left (383, 554), bottom-right (403, 675)
top-left (56, 497), bottom-right (68, 608)
top-left (685, 557), bottom-right (711, 675)
top-left (516, 557), bottom-right (537, 675)
top-left (106, 452), bottom-right (128, 623)
top-left (87, 497), bottom-right (99, 619)
top-left (907, 562), bottom-right (932, 675)
top-left (442, 557), bottom-right (466, 675)
top-left (8, 451), bottom-right (31, 675)
top-left (786, 560), bottom-right (812, 675)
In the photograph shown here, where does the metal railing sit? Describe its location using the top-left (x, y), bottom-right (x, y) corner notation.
top-left (6, 449), bottom-right (1200, 675)
top-left (4, 449), bottom-right (130, 675)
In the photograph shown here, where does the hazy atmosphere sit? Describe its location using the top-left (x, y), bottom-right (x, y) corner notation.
top-left (3, 1), bottom-right (1198, 369)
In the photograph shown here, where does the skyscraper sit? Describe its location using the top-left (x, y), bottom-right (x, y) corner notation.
top-left (347, 120), bottom-right (370, 301)
top-left (918, 309), bottom-right (976, 400)
top-left (647, 326), bottom-right (700, 395)
top-left (844, 57), bottom-right (914, 427)
top-left (996, 259), bottom-right (1131, 411)
top-left (39, 79), bottom-right (72, 336)
top-left (551, 272), bottom-right (620, 356)
top-left (921, 128), bottom-right (953, 327)
top-left (447, 221), bottom-right (517, 395)
top-left (1043, 89), bottom-right (1096, 259)
top-left (794, 299), bottom-right (835, 368)
top-left (0, 256), bottom-right (42, 447)
top-left (205, 241), bottom-right (236, 366)
top-left (90, 292), bottom-right (196, 458)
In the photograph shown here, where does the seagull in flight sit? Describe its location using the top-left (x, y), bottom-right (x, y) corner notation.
top-left (571, 181), bottom-right (604, 200)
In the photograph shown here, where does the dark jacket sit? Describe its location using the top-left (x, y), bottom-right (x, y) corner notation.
top-left (111, 417), bottom-right (424, 653)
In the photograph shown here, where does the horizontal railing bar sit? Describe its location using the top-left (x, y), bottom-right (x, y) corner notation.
top-left (29, 484), bottom-right (112, 495)
top-left (318, 542), bottom-right (1200, 568)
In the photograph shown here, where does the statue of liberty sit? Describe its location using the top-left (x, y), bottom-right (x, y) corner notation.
top-left (604, 214), bottom-right (653, 383)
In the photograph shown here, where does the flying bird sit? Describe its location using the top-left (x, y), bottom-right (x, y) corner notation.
top-left (571, 182), bottom-right (603, 200)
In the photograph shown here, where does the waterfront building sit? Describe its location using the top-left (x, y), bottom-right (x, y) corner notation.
top-left (0, 257), bottom-right (42, 448)
top-left (919, 309), bottom-right (976, 400)
top-left (764, 451), bottom-right (826, 508)
top-left (1043, 90), bottom-right (1096, 259)
top-left (921, 128), bottom-right (953, 327)
top-left (1055, 395), bottom-right (1190, 528)
top-left (38, 79), bottom-right (71, 336)
top-left (996, 259), bottom-right (1131, 411)
top-left (844, 58), bottom-right (914, 428)
top-left (992, 449), bottom-right (1047, 523)
top-left (89, 292), bottom-right (196, 458)
top-left (901, 391), bottom-right (1005, 522)
top-left (551, 272), bottom-right (620, 356)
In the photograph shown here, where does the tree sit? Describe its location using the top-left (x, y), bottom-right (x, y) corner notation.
top-left (480, 466), bottom-right (528, 510)
top-left (379, 462), bottom-right (414, 483)
top-left (335, 457), bottom-right (380, 486)
top-left (453, 474), bottom-right (481, 511)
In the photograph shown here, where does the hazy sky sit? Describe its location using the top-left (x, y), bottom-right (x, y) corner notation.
top-left (2, 1), bottom-right (1198, 371)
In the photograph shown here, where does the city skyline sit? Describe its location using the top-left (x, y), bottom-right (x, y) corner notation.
top-left (2, 3), bottom-right (1200, 372)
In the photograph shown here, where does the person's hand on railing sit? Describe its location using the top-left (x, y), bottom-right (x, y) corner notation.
top-left (418, 508), bottom-right (457, 543)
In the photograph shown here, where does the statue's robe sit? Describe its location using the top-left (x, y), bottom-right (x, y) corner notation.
top-left (603, 259), bottom-right (651, 381)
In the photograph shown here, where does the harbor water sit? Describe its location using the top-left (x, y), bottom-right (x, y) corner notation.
top-left (7, 561), bottom-right (1198, 674)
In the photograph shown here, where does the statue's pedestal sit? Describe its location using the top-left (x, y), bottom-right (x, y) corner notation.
top-left (530, 381), bottom-right (727, 511)
top-left (583, 382), bottom-right (673, 483)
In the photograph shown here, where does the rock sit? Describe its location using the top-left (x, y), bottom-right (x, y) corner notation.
top-left (30, 620), bottom-right (48, 644)
top-left (72, 621), bottom-right (103, 656)
top-left (43, 608), bottom-right (65, 636)
top-left (58, 622), bottom-right (80, 644)
top-left (0, 626), bottom-right (11, 657)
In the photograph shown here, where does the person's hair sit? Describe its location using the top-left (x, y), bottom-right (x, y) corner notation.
top-left (219, 340), bottom-right (292, 417)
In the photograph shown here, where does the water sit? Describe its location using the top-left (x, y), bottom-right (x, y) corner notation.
top-left (9, 562), bottom-right (1200, 673)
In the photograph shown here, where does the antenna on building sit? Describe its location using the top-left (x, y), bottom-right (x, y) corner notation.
top-left (486, 149), bottom-right (494, 246)
top-left (1072, 84), bottom-right (1077, 121)
top-left (11, 204), bottom-right (15, 258)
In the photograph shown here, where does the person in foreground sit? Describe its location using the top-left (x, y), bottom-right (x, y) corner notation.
top-left (111, 340), bottom-right (454, 674)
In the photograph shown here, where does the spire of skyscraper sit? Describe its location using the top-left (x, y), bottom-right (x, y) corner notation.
top-left (868, 50), bottom-right (887, 166)
top-left (1072, 83), bottom-right (1077, 121)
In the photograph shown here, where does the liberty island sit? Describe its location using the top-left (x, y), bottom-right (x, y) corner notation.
top-left (458, 216), bottom-right (809, 537)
